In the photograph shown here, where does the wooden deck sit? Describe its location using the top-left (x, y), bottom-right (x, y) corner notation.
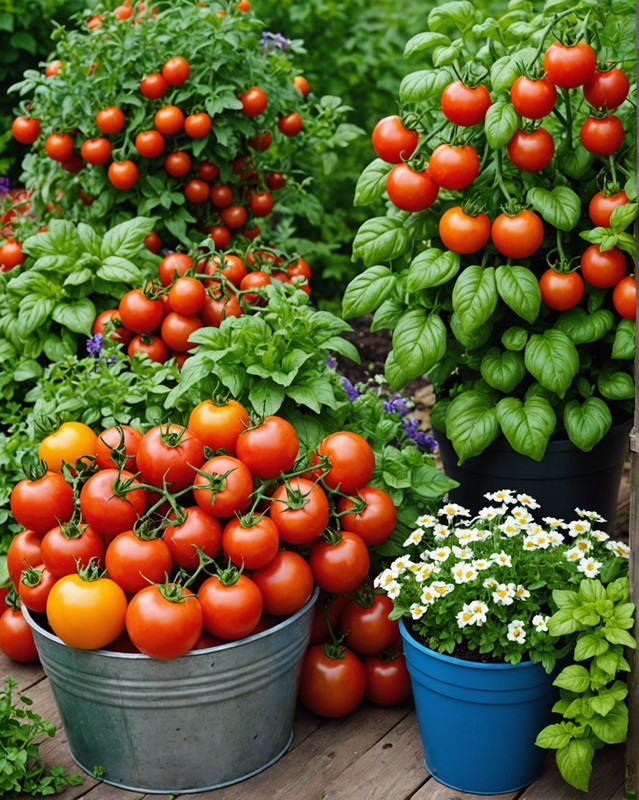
top-left (2, 646), bottom-right (626, 800)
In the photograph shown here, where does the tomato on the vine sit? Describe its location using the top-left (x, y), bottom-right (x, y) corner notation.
top-left (41, 522), bottom-right (106, 579)
top-left (184, 112), bottom-right (212, 139)
top-left (164, 150), bottom-right (193, 178)
top-left (299, 643), bottom-right (366, 718)
top-left (135, 129), bottom-right (165, 158)
top-left (18, 565), bottom-right (57, 614)
top-left (126, 584), bottom-right (203, 659)
top-left (249, 191), bottom-right (274, 217)
top-left (612, 275), bottom-right (636, 320)
top-left (220, 204), bottom-right (248, 230)
top-left (337, 486), bottom-right (397, 547)
top-left (506, 128), bottom-right (555, 172)
top-left (588, 190), bottom-right (629, 228)
top-left (119, 288), bottom-right (164, 333)
top-left (11, 116), bottom-right (41, 145)
top-left (7, 530), bottom-right (44, 587)
top-left (10, 472), bottom-right (74, 534)
top-left (222, 515), bottom-right (280, 570)
top-left (491, 209), bottom-right (544, 259)
top-left (96, 105), bottom-right (126, 134)
top-left (154, 105), bottom-right (185, 135)
top-left (543, 41), bottom-right (597, 89)
top-left (187, 399), bottom-right (249, 453)
top-left (441, 81), bottom-right (491, 126)
top-left (161, 311), bottom-right (202, 351)
top-left (209, 225), bottom-right (232, 249)
top-left (316, 431), bottom-right (375, 494)
top-left (158, 252), bottom-right (194, 286)
top-left (580, 115), bottom-right (624, 156)
top-left (163, 506), bottom-right (222, 569)
top-left (168, 276), bottom-right (206, 314)
top-left (80, 137), bottom-right (112, 165)
top-left (583, 68), bottom-right (630, 110)
top-left (269, 477), bottom-right (329, 544)
top-left (94, 424), bottom-right (143, 472)
top-left (45, 133), bottom-right (74, 162)
top-left (509, 75), bottom-right (557, 119)
top-left (108, 160), bottom-right (139, 190)
top-left (128, 334), bottom-right (170, 362)
top-left (198, 572), bottom-right (263, 641)
top-left (105, 530), bottom-right (173, 594)
top-left (580, 245), bottom-right (626, 288)
top-left (428, 143), bottom-right (479, 190)
top-left (140, 72), bottom-right (168, 99)
top-left (193, 455), bottom-right (253, 518)
top-left (199, 292), bottom-right (242, 327)
top-left (539, 269), bottom-right (584, 311)
top-left (309, 531), bottom-right (370, 595)
top-left (0, 240), bottom-right (25, 269)
top-left (371, 115), bottom-right (419, 163)
top-left (236, 416), bottom-right (299, 479)
top-left (278, 112), bottom-right (303, 137)
top-left (240, 86), bottom-right (268, 116)
top-left (162, 56), bottom-right (190, 86)
top-left (385, 164), bottom-right (439, 213)
top-left (93, 309), bottom-right (131, 344)
top-left (79, 468), bottom-right (147, 537)
top-left (439, 206), bottom-right (491, 255)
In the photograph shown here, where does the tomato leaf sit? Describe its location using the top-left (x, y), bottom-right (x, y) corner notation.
top-left (484, 101), bottom-right (519, 149)
top-left (51, 297), bottom-right (97, 335)
top-left (342, 266), bottom-right (397, 318)
top-left (527, 187), bottom-right (582, 231)
top-left (452, 265), bottom-right (498, 334)
top-left (611, 319), bottom-right (636, 359)
top-left (391, 311), bottom-right (447, 380)
top-left (407, 248), bottom-right (460, 291)
top-left (496, 396), bottom-right (556, 461)
top-left (495, 265), bottom-right (541, 323)
top-left (399, 68), bottom-right (453, 103)
top-left (563, 398), bottom-right (612, 453)
top-left (555, 308), bottom-right (615, 344)
top-left (444, 390), bottom-right (499, 464)
top-left (354, 158), bottom-right (392, 207)
top-left (403, 31), bottom-right (451, 58)
top-left (480, 348), bottom-right (526, 393)
top-left (524, 330), bottom-right (579, 397)
top-left (352, 217), bottom-right (410, 266)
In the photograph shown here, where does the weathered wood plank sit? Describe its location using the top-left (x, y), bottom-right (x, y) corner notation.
top-left (317, 710), bottom-right (428, 800)
top-left (519, 745), bottom-right (624, 800)
top-left (2, 657), bottom-right (45, 692)
top-left (411, 778), bottom-right (518, 800)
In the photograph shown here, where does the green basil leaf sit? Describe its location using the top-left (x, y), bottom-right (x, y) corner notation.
top-left (535, 724), bottom-right (573, 750)
top-left (450, 313), bottom-right (493, 349)
top-left (97, 256), bottom-right (142, 284)
top-left (22, 220), bottom-right (78, 258)
top-left (16, 295), bottom-right (56, 338)
top-left (524, 330), bottom-right (579, 396)
top-left (371, 297), bottom-right (405, 332)
top-left (556, 739), bottom-right (594, 793)
top-left (399, 68), bottom-right (453, 103)
top-left (484, 102), bottom-right (519, 149)
top-left (384, 349), bottom-right (410, 391)
top-left (480, 347), bottom-right (526, 392)
top-left (407, 248), bottom-right (460, 291)
top-left (490, 48), bottom-right (538, 92)
top-left (445, 390), bottom-right (499, 463)
top-left (342, 266), bottom-right (397, 319)
top-left (64, 268), bottom-right (94, 287)
top-left (501, 326), bottom-right (528, 351)
top-left (392, 311), bottom-right (447, 380)
top-left (554, 665), bottom-right (591, 693)
top-left (527, 186), bottom-right (582, 231)
top-left (452, 265), bottom-right (498, 334)
top-left (101, 217), bottom-right (155, 259)
top-left (563, 398), bottom-right (612, 453)
top-left (610, 201), bottom-right (637, 232)
top-left (433, 41), bottom-right (464, 67)
top-left (51, 297), bottom-right (96, 335)
top-left (598, 364), bottom-right (634, 400)
top-left (352, 217), bottom-right (410, 266)
top-left (555, 308), bottom-right (615, 344)
top-left (557, 140), bottom-right (594, 179)
top-left (249, 381), bottom-right (285, 416)
top-left (354, 159), bottom-right (392, 207)
top-left (611, 319), bottom-right (636, 359)
top-left (403, 31), bottom-right (451, 58)
top-left (496, 396), bottom-right (556, 460)
top-left (428, 1), bottom-right (476, 31)
top-left (495, 265), bottom-right (541, 323)
top-left (13, 358), bottom-right (43, 382)
top-left (76, 222), bottom-right (102, 256)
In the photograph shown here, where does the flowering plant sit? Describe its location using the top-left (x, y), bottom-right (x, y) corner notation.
top-left (375, 489), bottom-right (629, 670)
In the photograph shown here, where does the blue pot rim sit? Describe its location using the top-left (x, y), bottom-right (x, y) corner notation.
top-left (399, 618), bottom-right (539, 672)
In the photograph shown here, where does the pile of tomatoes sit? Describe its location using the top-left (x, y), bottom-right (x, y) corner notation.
top-left (92, 246), bottom-right (312, 365)
top-left (0, 399), bottom-right (411, 717)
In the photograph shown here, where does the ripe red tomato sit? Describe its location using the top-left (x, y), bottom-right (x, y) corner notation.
top-left (198, 573), bottom-right (263, 640)
top-left (364, 653), bottom-right (412, 706)
top-left (265, 171), bottom-right (286, 190)
top-left (278, 112), bottom-right (303, 137)
top-left (96, 106), bottom-right (126, 134)
top-left (341, 594), bottom-right (399, 655)
top-left (0, 240), bottom-right (26, 269)
top-left (612, 276), bottom-right (636, 320)
top-left (371, 115), bottom-right (418, 163)
top-left (40, 523), bottom-right (106, 579)
top-left (126, 584), bottom-right (203, 659)
top-left (187, 399), bottom-right (249, 453)
top-left (441, 81), bottom-right (491, 126)
top-left (299, 644), bottom-right (366, 718)
top-left (428, 143), bottom-right (479, 190)
top-left (114, 4), bottom-right (133, 19)
top-left (240, 270), bottom-right (271, 305)
top-left (193, 455), bottom-right (254, 517)
top-left (140, 72), bottom-right (168, 99)
top-left (160, 311), bottom-right (202, 351)
top-left (543, 41), bottom-right (597, 89)
top-left (79, 469), bottom-right (146, 537)
top-left (386, 163), bottom-right (439, 213)
top-left (0, 607), bottom-right (39, 662)
top-left (210, 184), bottom-right (233, 208)
top-left (162, 56), bottom-right (190, 86)
top-left (236, 416), bottom-right (299, 479)
top-left (7, 530), bottom-right (44, 587)
top-left (119, 288), bottom-right (164, 333)
top-left (293, 75), bottom-right (310, 96)
top-left (248, 131), bottom-right (272, 152)
top-left (45, 133), bottom-right (74, 162)
top-left (11, 116), bottom-right (41, 145)
top-left (337, 486), bottom-right (397, 547)
top-left (220, 204), bottom-right (248, 230)
top-left (182, 179), bottom-right (209, 204)
top-left (199, 292), bottom-right (242, 327)
top-left (45, 59), bottom-right (63, 77)
top-left (80, 137), bottom-right (112, 165)
top-left (136, 424), bottom-right (204, 491)
top-left (198, 160), bottom-right (219, 181)
top-left (94, 424), bottom-right (143, 472)
top-left (168, 277), bottom-right (205, 314)
top-left (269, 478), bottom-right (330, 544)
top-left (154, 105), bottom-right (185, 135)
top-left (309, 531), bottom-right (370, 594)
top-left (184, 112), bottom-right (212, 139)
top-left (105, 530), bottom-right (174, 594)
top-left (128, 334), bottom-right (170, 363)
top-left (93, 308), bottom-right (131, 344)
top-left (439, 206), bottom-right (491, 255)
top-left (316, 431), bottom-right (375, 494)
top-left (509, 75), bottom-right (557, 119)
top-left (163, 506), bottom-right (222, 569)
top-left (47, 573), bottom-right (127, 649)
top-left (507, 128), bottom-right (555, 172)
top-left (163, 151), bottom-right (192, 178)
top-left (135, 129), bottom-right (165, 158)
top-left (10, 472), bottom-right (74, 533)
top-left (588, 190), bottom-right (629, 228)
top-left (18, 565), bottom-right (57, 614)
top-left (251, 550), bottom-right (314, 616)
top-left (580, 245), bottom-right (626, 288)
top-left (108, 160), bottom-right (139, 190)
top-left (539, 269), bottom-right (584, 311)
top-left (222, 516), bottom-right (280, 570)
top-left (240, 86), bottom-right (268, 116)
top-left (580, 115), bottom-right (624, 156)
top-left (491, 209), bottom-right (544, 259)
top-left (583, 68), bottom-right (629, 110)
top-left (202, 253), bottom-right (247, 288)
top-left (249, 191), bottom-right (274, 217)
top-left (158, 252), bottom-right (194, 286)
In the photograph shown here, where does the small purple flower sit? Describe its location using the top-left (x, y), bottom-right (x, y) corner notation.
top-left (383, 393), bottom-right (411, 417)
top-left (260, 31), bottom-right (292, 53)
top-left (0, 178), bottom-right (10, 195)
top-left (325, 356), bottom-right (337, 370)
top-left (341, 376), bottom-right (360, 402)
top-left (403, 416), bottom-right (437, 453)
top-left (86, 332), bottom-right (104, 357)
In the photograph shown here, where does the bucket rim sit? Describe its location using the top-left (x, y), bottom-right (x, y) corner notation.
top-left (23, 586), bottom-right (319, 660)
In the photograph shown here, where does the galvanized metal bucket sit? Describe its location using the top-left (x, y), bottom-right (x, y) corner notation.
top-left (23, 588), bottom-right (318, 794)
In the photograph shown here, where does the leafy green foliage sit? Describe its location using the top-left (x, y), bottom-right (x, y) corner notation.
top-left (0, 675), bottom-right (83, 795)
top-left (536, 577), bottom-right (635, 792)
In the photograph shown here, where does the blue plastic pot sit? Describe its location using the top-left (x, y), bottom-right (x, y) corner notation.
top-left (400, 619), bottom-right (556, 795)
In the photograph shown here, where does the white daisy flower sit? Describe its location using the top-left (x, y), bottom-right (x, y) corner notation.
top-left (416, 513), bottom-right (437, 528)
top-left (410, 603), bottom-right (427, 620)
top-left (472, 558), bottom-right (491, 571)
top-left (455, 529), bottom-right (476, 546)
top-left (522, 537), bottom-right (537, 551)
top-left (577, 557), bottom-right (603, 577)
top-left (468, 600), bottom-right (489, 625)
top-left (605, 540), bottom-right (630, 558)
top-left (514, 584), bottom-right (530, 600)
top-left (386, 581), bottom-right (402, 599)
top-left (564, 546), bottom-right (583, 562)
top-left (573, 538), bottom-right (592, 553)
top-left (532, 614), bottom-right (549, 632)
top-left (456, 605), bottom-right (475, 628)
top-left (542, 516), bottom-right (567, 529)
top-left (420, 586), bottom-right (438, 605)
top-left (507, 620), bottom-right (527, 644)
top-left (484, 489), bottom-right (515, 504)
top-left (438, 502), bottom-right (471, 519)
top-left (516, 493), bottom-right (540, 509)
top-left (532, 532), bottom-right (551, 549)
top-left (478, 505), bottom-right (507, 520)
top-left (499, 517), bottom-right (522, 537)
top-left (483, 577), bottom-right (497, 589)
top-left (591, 529), bottom-right (610, 542)
top-left (491, 551), bottom-right (512, 567)
top-left (374, 569), bottom-right (394, 589)
top-left (472, 528), bottom-right (492, 542)
top-left (431, 546), bottom-right (452, 562)
top-left (492, 583), bottom-right (516, 605)
top-left (415, 563), bottom-right (436, 582)
top-left (511, 507), bottom-right (533, 525)
top-left (403, 529), bottom-right (424, 546)
top-left (452, 562), bottom-right (478, 584)
top-left (567, 519), bottom-right (590, 537)
top-left (576, 508), bottom-right (606, 523)
top-left (391, 555), bottom-right (414, 574)
top-left (433, 523), bottom-right (451, 540)
top-left (430, 581), bottom-right (455, 597)
top-left (452, 545), bottom-right (474, 560)
top-left (547, 530), bottom-right (565, 546)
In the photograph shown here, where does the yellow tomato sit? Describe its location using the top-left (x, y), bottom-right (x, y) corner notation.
top-left (38, 422), bottom-right (98, 473)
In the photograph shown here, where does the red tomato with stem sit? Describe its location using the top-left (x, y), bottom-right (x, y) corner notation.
top-left (80, 137), bottom-right (111, 165)
top-left (428, 143), bottom-right (479, 190)
top-left (612, 276), bottom-right (636, 320)
top-left (310, 531), bottom-right (370, 595)
top-left (135, 130), bottom-right (165, 158)
top-left (11, 116), bottom-right (41, 144)
top-left (309, 592), bottom-right (350, 645)
top-left (249, 191), bottom-right (274, 217)
top-left (0, 607), bottom-right (39, 662)
top-left (128, 334), bottom-right (170, 363)
top-left (45, 133), bottom-right (74, 162)
top-left (79, 469), bottom-right (146, 538)
top-left (507, 128), bottom-right (555, 172)
top-left (220, 204), bottom-right (248, 230)
top-left (222, 515), bottom-right (280, 570)
top-left (240, 86), bottom-right (268, 116)
top-left (187, 399), bottom-right (250, 453)
top-left (441, 81), bottom-right (491, 126)
top-left (108, 160), bottom-right (139, 190)
top-left (162, 56), bottom-right (190, 86)
top-left (105, 529), bottom-right (173, 594)
top-left (199, 292), bottom-right (242, 327)
top-left (278, 112), bottom-right (303, 137)
top-left (184, 113), bottom-right (212, 138)
top-left (299, 643), bottom-right (366, 718)
top-left (539, 269), bottom-right (584, 311)
top-left (371, 115), bottom-right (418, 163)
top-left (236, 416), bottom-right (299, 479)
top-left (94, 424), bottom-right (143, 472)
top-left (140, 72), bottom-right (168, 99)
top-left (163, 506), bottom-right (222, 569)
top-left (126, 584), bottom-right (203, 659)
top-left (583, 68), bottom-right (630, 110)
top-left (210, 184), bottom-right (233, 208)
top-left (18, 564), bottom-right (57, 613)
top-left (580, 115), bottom-right (624, 156)
top-left (251, 550), bottom-right (314, 616)
top-left (340, 594), bottom-right (399, 655)
top-left (203, 253), bottom-right (247, 288)
top-left (317, 431), bottom-right (375, 494)
top-left (0, 240), bottom-right (26, 269)
top-left (439, 207), bottom-right (491, 255)
top-left (40, 522), bottom-right (105, 579)
top-left (509, 75), bottom-right (557, 119)
top-left (386, 164), bottom-right (439, 213)
top-left (198, 161), bottom-right (219, 181)
top-left (136, 424), bottom-right (204, 492)
top-left (154, 105), bottom-right (185, 135)
top-left (364, 652), bottom-right (412, 706)
top-left (580, 245), bottom-right (626, 288)
top-left (160, 312), bottom-right (202, 352)
top-left (158, 252), bottom-right (194, 286)
top-left (543, 42), bottom-right (597, 89)
top-left (7, 530), bottom-right (44, 587)
top-left (589, 190), bottom-right (629, 228)
top-left (119, 288), bottom-right (164, 333)
top-left (165, 151), bottom-right (192, 178)
top-left (10, 472), bottom-right (74, 534)
top-left (198, 571), bottom-right (263, 640)
top-left (193, 455), bottom-right (254, 518)
top-left (269, 478), bottom-right (329, 544)
top-left (491, 209), bottom-right (544, 259)
top-left (240, 270), bottom-right (271, 305)
top-left (168, 277), bottom-right (206, 314)
top-left (93, 309), bottom-right (131, 344)
top-left (337, 486), bottom-right (397, 547)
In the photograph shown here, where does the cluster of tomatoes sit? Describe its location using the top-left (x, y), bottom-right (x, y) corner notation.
top-left (370, 39), bottom-right (635, 321)
top-left (0, 399), bottom-right (410, 717)
top-left (92, 246), bottom-right (312, 365)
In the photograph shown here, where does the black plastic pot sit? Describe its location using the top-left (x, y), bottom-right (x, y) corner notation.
top-left (434, 419), bottom-right (632, 529)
